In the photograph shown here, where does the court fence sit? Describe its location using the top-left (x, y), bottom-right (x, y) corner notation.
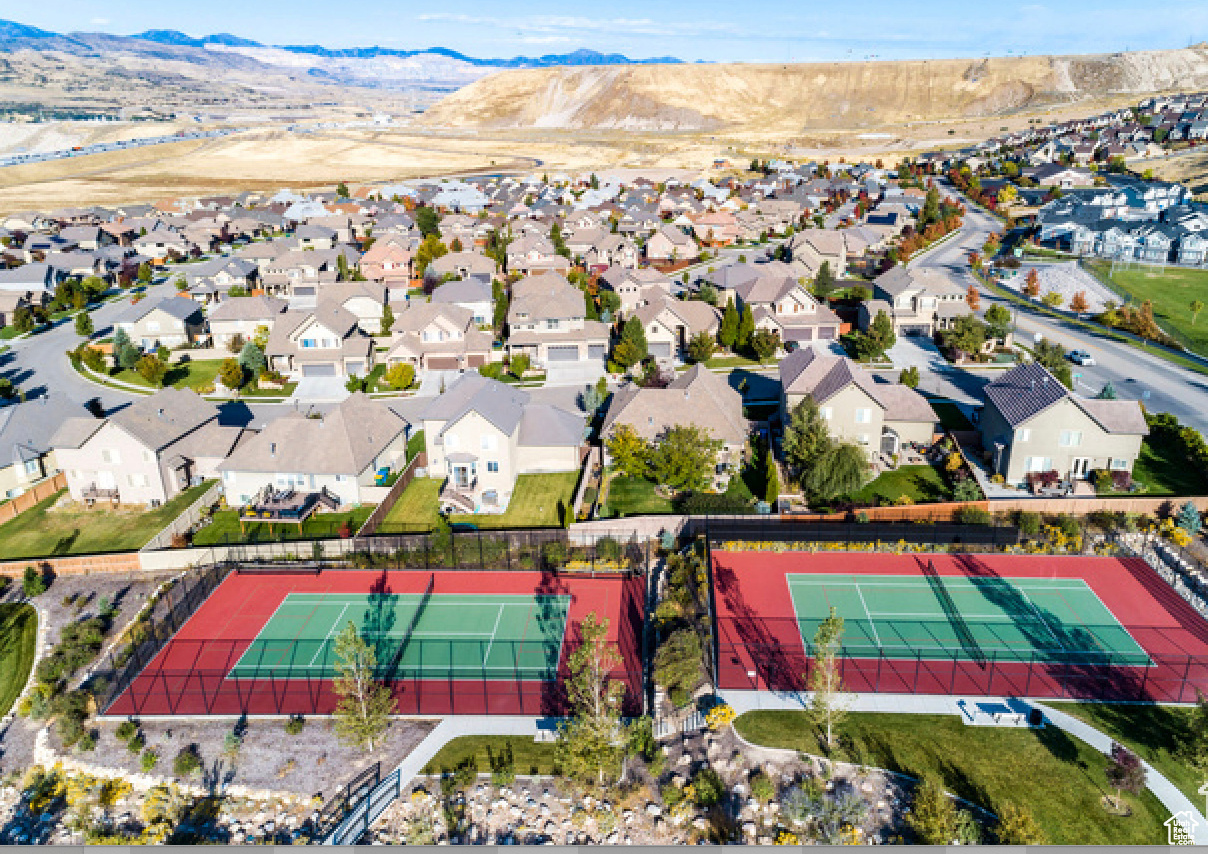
top-left (204, 528), bottom-right (650, 577)
top-left (701, 516), bottom-right (1021, 550)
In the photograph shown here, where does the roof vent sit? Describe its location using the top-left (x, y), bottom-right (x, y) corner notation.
top-left (157, 408), bottom-right (165, 418)
top-left (270, 442), bottom-right (276, 458)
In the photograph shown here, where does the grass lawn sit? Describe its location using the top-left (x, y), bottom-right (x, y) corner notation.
top-left (735, 711), bottom-right (1169, 845)
top-left (191, 506), bottom-right (375, 546)
top-left (110, 359), bottom-right (296, 397)
top-left (1050, 702), bottom-right (1199, 806)
top-left (848, 464), bottom-right (952, 505)
top-left (406, 429), bottom-right (426, 462)
top-left (450, 472), bottom-right (579, 529)
top-left (704, 354), bottom-right (764, 369)
top-left (929, 399), bottom-right (974, 431)
top-left (0, 604), bottom-right (37, 719)
top-left (421, 735), bottom-right (558, 777)
top-left (0, 482), bottom-right (215, 560)
top-left (1090, 262), bottom-right (1208, 358)
top-left (603, 474), bottom-right (675, 517)
top-left (1131, 434), bottom-right (1208, 496)
top-left (381, 476), bottom-right (442, 532)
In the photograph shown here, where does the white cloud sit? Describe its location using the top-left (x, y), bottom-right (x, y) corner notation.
top-left (90, 17), bottom-right (110, 25)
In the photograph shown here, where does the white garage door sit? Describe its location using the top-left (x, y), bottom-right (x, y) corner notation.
top-left (302, 363), bottom-right (338, 377)
top-left (293, 286), bottom-right (316, 297)
top-left (649, 342), bottom-right (673, 358)
top-left (588, 344), bottom-right (608, 360)
top-left (547, 345), bottom-right (581, 362)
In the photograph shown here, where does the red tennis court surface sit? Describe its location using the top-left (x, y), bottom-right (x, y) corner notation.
top-left (712, 550), bottom-right (1208, 702)
top-left (105, 569), bottom-right (644, 717)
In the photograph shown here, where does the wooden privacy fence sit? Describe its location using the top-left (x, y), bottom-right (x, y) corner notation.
top-left (356, 452), bottom-right (425, 538)
top-left (0, 472), bottom-right (66, 524)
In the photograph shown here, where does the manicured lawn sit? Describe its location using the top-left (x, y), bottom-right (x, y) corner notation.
top-left (603, 475), bottom-right (675, 518)
top-left (704, 354), bottom-right (763, 369)
top-left (451, 472), bottom-right (579, 529)
top-left (1091, 262), bottom-right (1208, 357)
top-left (381, 476), bottom-right (442, 531)
top-left (1050, 702), bottom-right (1199, 805)
top-left (735, 711), bottom-right (1169, 845)
top-left (0, 482), bottom-right (215, 560)
top-left (929, 399), bottom-right (974, 431)
top-left (1131, 434), bottom-right (1208, 496)
top-left (847, 464), bottom-right (952, 505)
top-left (421, 735), bottom-right (558, 777)
top-left (406, 429), bottom-right (426, 462)
top-left (110, 360), bottom-right (296, 397)
top-left (191, 506), bottom-right (375, 546)
top-left (0, 604), bottom-right (37, 719)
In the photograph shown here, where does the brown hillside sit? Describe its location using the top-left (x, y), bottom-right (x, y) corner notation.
top-left (422, 48), bottom-right (1208, 133)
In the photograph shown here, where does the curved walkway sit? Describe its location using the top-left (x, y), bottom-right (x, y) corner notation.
top-left (721, 688), bottom-right (1208, 844)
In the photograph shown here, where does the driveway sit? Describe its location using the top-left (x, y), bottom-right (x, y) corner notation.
top-left (881, 335), bottom-right (987, 404)
top-left (289, 376), bottom-right (350, 403)
top-left (416, 369), bottom-right (463, 396)
top-left (544, 360), bottom-right (606, 387)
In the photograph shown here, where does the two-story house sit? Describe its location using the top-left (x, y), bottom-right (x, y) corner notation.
top-left (0, 394), bottom-right (90, 499)
top-left (716, 265), bottom-right (842, 347)
top-left (598, 267), bottom-right (674, 317)
top-left (115, 296), bottom-right (207, 350)
top-left (51, 388), bottom-right (243, 507)
top-left (860, 266), bottom-right (970, 337)
top-left (645, 224), bottom-right (700, 263)
top-left (421, 373), bottom-right (585, 514)
top-left (206, 295), bottom-right (288, 349)
top-left (430, 278), bottom-right (494, 326)
top-left (386, 302), bottom-right (494, 370)
top-left (506, 273), bottom-right (610, 368)
top-left (779, 348), bottom-right (940, 458)
top-left (265, 303), bottom-right (375, 378)
top-left (979, 362), bottom-right (1148, 486)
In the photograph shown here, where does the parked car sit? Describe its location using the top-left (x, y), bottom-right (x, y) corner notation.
top-left (1068, 349), bottom-right (1095, 366)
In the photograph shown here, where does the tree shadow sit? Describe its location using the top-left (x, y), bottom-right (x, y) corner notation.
top-left (713, 559), bottom-right (806, 696)
top-left (51, 530), bottom-right (80, 556)
top-left (535, 570), bottom-right (571, 717)
top-left (363, 569), bottom-right (397, 673)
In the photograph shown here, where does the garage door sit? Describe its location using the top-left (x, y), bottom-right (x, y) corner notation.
top-left (650, 342), bottom-right (673, 358)
top-left (467, 354), bottom-right (487, 367)
top-left (547, 345), bottom-right (581, 362)
top-left (302, 363), bottom-right (337, 377)
top-left (817, 327), bottom-right (835, 340)
top-left (346, 361), bottom-right (365, 375)
top-left (293, 287), bottom-right (316, 297)
top-left (900, 325), bottom-right (930, 337)
top-left (426, 356), bottom-right (460, 370)
top-left (588, 344), bottom-right (607, 360)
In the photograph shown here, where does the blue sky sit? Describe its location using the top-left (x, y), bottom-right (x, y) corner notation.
top-left (18, 1), bottom-right (1208, 62)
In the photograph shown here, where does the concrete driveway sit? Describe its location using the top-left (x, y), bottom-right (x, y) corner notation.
top-left (289, 376), bottom-right (350, 403)
top-left (545, 361), bottom-right (606, 387)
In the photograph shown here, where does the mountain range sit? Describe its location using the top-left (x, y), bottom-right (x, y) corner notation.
top-left (0, 19), bottom-right (682, 68)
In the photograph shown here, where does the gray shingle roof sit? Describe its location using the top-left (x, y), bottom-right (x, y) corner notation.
top-left (0, 394), bottom-right (90, 465)
top-left (421, 373), bottom-right (530, 437)
top-left (109, 388), bottom-right (219, 451)
top-left (982, 362), bottom-right (1069, 427)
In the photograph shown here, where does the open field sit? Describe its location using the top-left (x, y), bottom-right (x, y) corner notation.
top-left (1089, 262), bottom-right (1208, 357)
top-left (734, 710), bottom-right (1170, 845)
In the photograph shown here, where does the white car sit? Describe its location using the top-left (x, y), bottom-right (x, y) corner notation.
top-left (1068, 349), bottom-right (1095, 367)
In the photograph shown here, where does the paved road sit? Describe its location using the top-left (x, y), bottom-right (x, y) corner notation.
top-left (926, 182), bottom-right (1208, 434)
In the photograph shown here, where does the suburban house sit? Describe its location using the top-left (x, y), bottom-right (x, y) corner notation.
top-left (265, 303), bottom-right (375, 379)
top-left (632, 296), bottom-right (722, 362)
top-left (506, 273), bottom-right (610, 368)
top-left (115, 296), bottom-right (207, 349)
top-left (598, 267), bottom-right (674, 317)
top-left (360, 238), bottom-right (414, 285)
top-left (645, 224), bottom-right (700, 263)
top-left (51, 388), bottom-right (244, 507)
top-left (506, 234), bottom-right (571, 276)
top-left (717, 265), bottom-right (841, 346)
top-left (420, 373), bottom-right (585, 514)
top-left (0, 394), bottom-right (89, 499)
top-left (386, 302), bottom-right (494, 370)
top-left (184, 257), bottom-right (258, 302)
top-left (860, 266), bottom-right (970, 337)
top-left (779, 348), bottom-right (940, 458)
top-left (788, 230), bottom-right (848, 277)
top-left (218, 393), bottom-right (410, 507)
top-left (429, 251), bottom-right (498, 282)
top-left (430, 278), bottom-right (494, 325)
top-left (979, 362), bottom-right (1148, 486)
top-left (206, 295), bottom-right (288, 349)
top-left (601, 364), bottom-right (746, 488)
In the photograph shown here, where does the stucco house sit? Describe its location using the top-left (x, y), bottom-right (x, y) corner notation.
top-left (860, 266), bottom-right (970, 337)
top-left (0, 394), bottom-right (89, 499)
top-left (598, 267), bottom-right (674, 317)
top-left (506, 273), bottom-right (610, 368)
top-left (779, 348), bottom-right (939, 458)
top-left (430, 278), bottom-right (494, 325)
top-left (51, 388), bottom-right (243, 507)
top-left (645, 224), bottom-right (700, 263)
top-left (265, 303), bottom-right (375, 379)
top-left (631, 296), bottom-right (722, 362)
top-left (206, 295), bottom-right (288, 349)
top-left (386, 302), bottom-right (494, 370)
top-left (114, 296), bottom-right (207, 349)
top-left (979, 362), bottom-right (1148, 486)
top-left (421, 373), bottom-right (585, 514)
top-left (218, 393), bottom-right (410, 507)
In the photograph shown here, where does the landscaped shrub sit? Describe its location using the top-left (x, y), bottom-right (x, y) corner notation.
top-left (954, 506), bottom-right (992, 526)
top-left (1055, 514), bottom-right (1081, 539)
top-left (595, 536), bottom-right (621, 562)
top-left (284, 715), bottom-right (305, 736)
top-left (690, 767), bottom-right (724, 807)
top-left (22, 565), bottom-right (47, 598)
top-left (173, 744), bottom-right (203, 778)
top-left (127, 733), bottom-right (146, 754)
top-left (115, 720), bottom-right (138, 742)
top-left (1014, 511), bottom-right (1042, 537)
top-left (749, 771), bottom-right (776, 804)
top-left (487, 741), bottom-right (515, 787)
top-left (675, 492), bottom-right (753, 515)
top-left (141, 749), bottom-right (159, 773)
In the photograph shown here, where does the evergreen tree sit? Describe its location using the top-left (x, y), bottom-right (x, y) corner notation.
top-left (737, 303), bottom-right (755, 347)
top-left (782, 397), bottom-right (832, 485)
top-left (74, 312), bottom-right (93, 338)
top-left (813, 260), bottom-right (836, 299)
top-left (719, 298), bottom-right (739, 349)
top-left (620, 316), bottom-right (648, 362)
top-left (380, 303), bottom-right (395, 337)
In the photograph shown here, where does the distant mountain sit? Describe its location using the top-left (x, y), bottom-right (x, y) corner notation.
top-left (0, 19), bottom-right (681, 68)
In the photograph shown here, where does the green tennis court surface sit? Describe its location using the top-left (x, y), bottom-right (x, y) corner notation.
top-left (230, 592), bottom-right (571, 680)
top-left (789, 573), bottom-right (1151, 666)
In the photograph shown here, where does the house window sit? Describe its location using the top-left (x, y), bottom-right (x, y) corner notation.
top-left (855, 408), bottom-right (871, 424)
top-left (819, 407), bottom-right (832, 420)
top-left (1017, 429), bottom-right (1031, 443)
top-left (546, 319), bottom-right (559, 329)
top-left (101, 448), bottom-right (120, 464)
top-left (1110, 458), bottom-right (1130, 471)
top-left (487, 461), bottom-right (499, 473)
top-left (23, 459), bottom-right (39, 476)
top-left (127, 473), bottom-right (149, 488)
top-left (445, 434), bottom-right (458, 449)
top-left (480, 435), bottom-right (496, 450)
top-left (147, 320), bottom-right (161, 332)
top-left (1059, 430), bottom-right (1082, 447)
top-left (301, 338), bottom-right (316, 348)
top-left (1027, 457), bottom-right (1052, 472)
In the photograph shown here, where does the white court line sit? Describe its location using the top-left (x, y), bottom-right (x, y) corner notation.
top-left (854, 584), bottom-right (884, 648)
top-left (1017, 589), bottom-right (1067, 650)
top-left (309, 602), bottom-right (350, 666)
top-left (864, 611), bottom-right (1034, 620)
top-left (791, 580), bottom-right (1091, 591)
top-left (482, 604), bottom-right (506, 666)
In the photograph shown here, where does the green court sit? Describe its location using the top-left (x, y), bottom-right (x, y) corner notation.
top-left (230, 592), bottom-right (571, 680)
top-left (789, 573), bottom-right (1151, 666)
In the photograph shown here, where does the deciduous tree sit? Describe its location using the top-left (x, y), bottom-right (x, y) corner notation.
top-left (1070, 291), bottom-right (1090, 313)
top-left (74, 312), bottom-right (93, 338)
top-left (1105, 742), bottom-right (1146, 811)
top-left (135, 354), bottom-right (168, 388)
top-left (556, 613), bottom-right (627, 789)
top-left (331, 621), bottom-right (396, 752)
top-left (803, 443), bottom-right (868, 500)
top-left (808, 606), bottom-right (850, 749)
top-left (605, 424), bottom-right (650, 480)
top-left (686, 331), bottom-right (716, 363)
top-left (648, 425), bottom-right (723, 493)
top-left (908, 775), bottom-right (957, 844)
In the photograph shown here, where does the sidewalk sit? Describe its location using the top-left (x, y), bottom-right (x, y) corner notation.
top-left (721, 689), bottom-right (1208, 843)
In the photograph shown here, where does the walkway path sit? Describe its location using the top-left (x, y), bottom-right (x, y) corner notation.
top-left (722, 689), bottom-right (1208, 843)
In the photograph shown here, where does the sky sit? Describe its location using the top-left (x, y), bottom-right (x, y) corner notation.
top-left (16, 0), bottom-right (1208, 63)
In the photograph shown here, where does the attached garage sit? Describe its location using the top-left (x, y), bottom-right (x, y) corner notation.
top-left (293, 287), bottom-right (317, 297)
top-left (649, 342), bottom-right (673, 358)
top-left (346, 361), bottom-right (365, 375)
top-left (547, 345), bottom-right (581, 362)
top-left (301, 363), bottom-right (337, 377)
top-left (900, 325), bottom-right (930, 337)
top-left (426, 356), bottom-right (460, 370)
top-left (817, 327), bottom-right (836, 340)
top-left (467, 354), bottom-right (487, 367)
top-left (588, 344), bottom-right (608, 360)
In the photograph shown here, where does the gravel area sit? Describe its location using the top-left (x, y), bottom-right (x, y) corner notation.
top-left (1001, 261), bottom-right (1116, 314)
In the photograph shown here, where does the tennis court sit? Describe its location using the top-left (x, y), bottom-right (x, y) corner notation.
top-left (230, 591), bottom-right (570, 681)
top-left (789, 572), bottom-right (1151, 666)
